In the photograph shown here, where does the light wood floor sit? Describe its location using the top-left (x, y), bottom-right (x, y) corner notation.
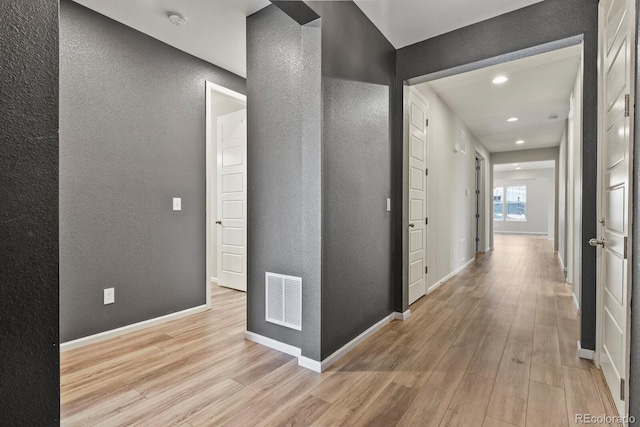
top-left (61, 235), bottom-right (620, 426)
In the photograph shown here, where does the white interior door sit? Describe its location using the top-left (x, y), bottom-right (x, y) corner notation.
top-left (217, 109), bottom-right (247, 292)
top-left (407, 88), bottom-right (428, 305)
top-left (596, 0), bottom-right (634, 416)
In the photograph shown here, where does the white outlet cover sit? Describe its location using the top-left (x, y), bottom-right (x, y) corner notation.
top-left (104, 288), bottom-right (115, 305)
top-left (173, 197), bottom-right (182, 211)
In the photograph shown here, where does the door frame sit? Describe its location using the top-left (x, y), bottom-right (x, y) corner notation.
top-left (205, 81), bottom-right (247, 308)
top-left (474, 150), bottom-right (487, 253)
top-left (594, 0), bottom-right (635, 415)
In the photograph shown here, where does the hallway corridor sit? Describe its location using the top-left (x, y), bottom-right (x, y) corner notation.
top-left (60, 235), bottom-right (618, 426)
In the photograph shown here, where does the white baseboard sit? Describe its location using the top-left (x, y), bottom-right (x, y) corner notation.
top-left (394, 309), bottom-right (411, 321)
top-left (319, 313), bottom-right (396, 372)
top-left (60, 305), bottom-right (207, 352)
top-left (211, 276), bottom-right (218, 283)
top-left (577, 341), bottom-right (595, 360)
top-left (428, 258), bottom-right (475, 294)
top-left (245, 312), bottom-right (396, 373)
top-left (244, 331), bottom-right (301, 357)
top-left (572, 293), bottom-right (580, 313)
top-left (298, 356), bottom-right (322, 372)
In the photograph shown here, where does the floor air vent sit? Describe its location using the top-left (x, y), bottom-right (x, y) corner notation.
top-left (265, 273), bottom-right (302, 331)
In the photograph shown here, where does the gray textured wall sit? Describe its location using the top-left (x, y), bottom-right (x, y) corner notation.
top-left (59, 0), bottom-right (246, 342)
top-left (305, 1), bottom-right (396, 359)
top-left (246, 6), bottom-right (322, 359)
top-left (395, 0), bottom-right (598, 349)
top-left (0, 0), bottom-right (60, 424)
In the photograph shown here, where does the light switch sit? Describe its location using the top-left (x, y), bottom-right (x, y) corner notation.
top-left (173, 197), bottom-right (182, 211)
top-left (386, 198), bottom-right (391, 212)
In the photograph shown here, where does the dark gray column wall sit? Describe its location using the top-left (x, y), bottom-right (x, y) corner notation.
top-left (304, 1), bottom-right (396, 359)
top-left (59, 1), bottom-right (245, 342)
top-left (246, 6), bottom-right (323, 359)
top-left (395, 0), bottom-right (599, 347)
top-left (0, 0), bottom-right (59, 424)
top-left (628, 0), bottom-right (640, 419)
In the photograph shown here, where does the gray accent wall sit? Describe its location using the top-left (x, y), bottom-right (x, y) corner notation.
top-left (60, 0), bottom-right (246, 342)
top-left (246, 6), bottom-right (323, 359)
top-left (0, 0), bottom-right (60, 423)
top-left (306, 1), bottom-right (395, 359)
top-left (394, 0), bottom-right (598, 349)
top-left (247, 2), bottom-right (394, 360)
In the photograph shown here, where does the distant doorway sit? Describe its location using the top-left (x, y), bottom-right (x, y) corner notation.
top-left (206, 82), bottom-right (247, 306)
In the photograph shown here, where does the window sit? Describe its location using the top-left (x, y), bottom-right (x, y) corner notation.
top-left (493, 187), bottom-right (503, 220)
top-left (493, 185), bottom-right (527, 221)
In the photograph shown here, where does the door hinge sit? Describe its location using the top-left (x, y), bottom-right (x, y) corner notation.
top-left (475, 214), bottom-right (480, 219)
top-left (425, 168), bottom-right (429, 176)
top-left (624, 236), bottom-right (628, 259)
top-left (621, 379), bottom-right (625, 400)
top-left (425, 217), bottom-right (428, 225)
top-left (476, 166), bottom-right (481, 171)
top-left (425, 266), bottom-right (428, 274)
top-left (426, 119), bottom-right (429, 127)
top-left (476, 190), bottom-right (480, 195)
top-left (475, 237), bottom-right (480, 242)
top-left (625, 94), bottom-right (630, 117)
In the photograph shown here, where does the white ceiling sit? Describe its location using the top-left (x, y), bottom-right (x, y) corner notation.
top-left (421, 44), bottom-right (582, 153)
top-left (494, 160), bottom-right (555, 172)
top-left (72, 0), bottom-right (270, 78)
top-left (354, 0), bottom-right (544, 48)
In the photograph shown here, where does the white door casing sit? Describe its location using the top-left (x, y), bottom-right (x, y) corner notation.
top-left (217, 109), bottom-right (247, 292)
top-left (407, 88), bottom-right (428, 305)
top-left (596, 0), bottom-right (634, 417)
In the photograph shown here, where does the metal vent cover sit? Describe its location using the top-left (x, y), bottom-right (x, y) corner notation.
top-left (265, 273), bottom-right (302, 331)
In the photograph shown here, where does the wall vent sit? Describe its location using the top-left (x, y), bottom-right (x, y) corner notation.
top-left (265, 273), bottom-right (302, 331)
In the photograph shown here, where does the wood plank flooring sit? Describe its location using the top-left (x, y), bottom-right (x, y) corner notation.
top-left (61, 235), bottom-right (620, 426)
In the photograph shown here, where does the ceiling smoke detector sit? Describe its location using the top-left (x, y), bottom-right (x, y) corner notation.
top-left (168, 12), bottom-right (187, 26)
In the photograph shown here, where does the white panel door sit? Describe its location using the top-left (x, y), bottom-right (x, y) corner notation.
top-left (597, 0), bottom-right (634, 417)
top-left (217, 109), bottom-right (247, 291)
top-left (407, 88), bottom-right (428, 305)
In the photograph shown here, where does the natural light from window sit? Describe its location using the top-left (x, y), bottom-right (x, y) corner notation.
top-left (494, 186), bottom-right (527, 221)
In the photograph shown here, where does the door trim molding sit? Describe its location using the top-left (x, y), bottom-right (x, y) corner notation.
top-left (577, 340), bottom-right (595, 360)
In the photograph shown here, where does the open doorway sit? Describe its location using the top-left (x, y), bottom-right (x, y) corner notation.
top-left (402, 42), bottom-right (583, 311)
top-left (206, 82), bottom-right (248, 307)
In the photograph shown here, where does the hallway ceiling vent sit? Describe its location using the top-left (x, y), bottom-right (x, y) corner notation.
top-left (265, 273), bottom-right (302, 331)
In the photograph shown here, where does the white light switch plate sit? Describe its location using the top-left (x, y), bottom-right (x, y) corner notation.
top-left (386, 198), bottom-right (391, 212)
top-left (104, 288), bottom-right (115, 305)
top-left (173, 197), bottom-right (182, 211)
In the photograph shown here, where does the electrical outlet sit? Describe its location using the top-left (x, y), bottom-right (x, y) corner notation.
top-left (104, 288), bottom-right (115, 305)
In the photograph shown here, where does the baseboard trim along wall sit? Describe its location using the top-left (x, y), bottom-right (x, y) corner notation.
top-left (60, 304), bottom-right (208, 352)
top-left (211, 276), bottom-right (218, 283)
top-left (246, 311), bottom-right (407, 373)
top-left (394, 309), bottom-right (411, 321)
top-left (243, 331), bottom-right (302, 357)
top-left (428, 258), bottom-right (475, 294)
top-left (572, 293), bottom-right (580, 313)
top-left (577, 340), bottom-right (595, 360)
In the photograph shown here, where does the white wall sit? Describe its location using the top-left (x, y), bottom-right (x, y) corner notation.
top-left (558, 123), bottom-right (568, 270)
top-left (415, 84), bottom-right (491, 292)
top-left (566, 53), bottom-right (583, 308)
top-left (494, 168), bottom-right (555, 236)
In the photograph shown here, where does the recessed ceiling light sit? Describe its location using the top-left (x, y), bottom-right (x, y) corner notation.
top-left (515, 167), bottom-right (522, 170)
top-left (516, 140), bottom-right (525, 145)
top-left (168, 12), bottom-right (187, 26)
top-left (507, 117), bottom-right (518, 122)
top-left (513, 163), bottom-right (519, 166)
top-left (492, 76), bottom-right (508, 84)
